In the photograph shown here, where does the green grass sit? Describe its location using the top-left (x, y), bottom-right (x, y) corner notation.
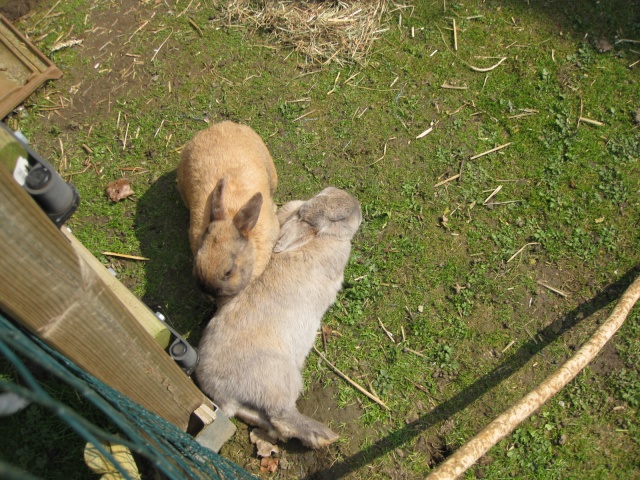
top-left (1, 0), bottom-right (639, 478)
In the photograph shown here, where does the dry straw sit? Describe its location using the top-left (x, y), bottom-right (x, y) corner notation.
top-left (221, 0), bottom-right (398, 65)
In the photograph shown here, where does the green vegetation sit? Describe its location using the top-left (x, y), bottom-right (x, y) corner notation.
top-left (1, 0), bottom-right (639, 478)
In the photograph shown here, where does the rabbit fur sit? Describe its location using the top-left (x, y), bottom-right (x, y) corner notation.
top-left (177, 121), bottom-right (279, 304)
top-left (195, 187), bottom-right (362, 449)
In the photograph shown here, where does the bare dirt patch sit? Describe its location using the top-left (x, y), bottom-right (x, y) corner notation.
top-left (219, 384), bottom-right (377, 479)
top-left (0, 0), bottom-right (42, 21)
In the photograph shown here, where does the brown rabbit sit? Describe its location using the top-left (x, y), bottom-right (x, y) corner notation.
top-left (177, 121), bottom-right (279, 304)
top-left (195, 187), bottom-right (362, 449)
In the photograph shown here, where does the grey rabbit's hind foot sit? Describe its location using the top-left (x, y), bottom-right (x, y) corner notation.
top-left (270, 409), bottom-right (339, 449)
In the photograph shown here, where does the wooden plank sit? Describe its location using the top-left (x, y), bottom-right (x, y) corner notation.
top-left (61, 228), bottom-right (171, 348)
top-left (0, 164), bottom-right (210, 431)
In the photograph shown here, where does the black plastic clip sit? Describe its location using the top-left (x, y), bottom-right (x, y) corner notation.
top-left (154, 312), bottom-right (199, 376)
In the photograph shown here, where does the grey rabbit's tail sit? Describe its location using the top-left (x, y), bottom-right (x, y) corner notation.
top-left (270, 408), bottom-right (339, 449)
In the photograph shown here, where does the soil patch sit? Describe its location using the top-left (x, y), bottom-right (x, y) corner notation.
top-left (0, 0), bottom-right (42, 21)
top-left (219, 384), bottom-right (376, 478)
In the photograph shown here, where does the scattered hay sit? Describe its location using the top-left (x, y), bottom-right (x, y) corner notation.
top-left (221, 0), bottom-right (401, 65)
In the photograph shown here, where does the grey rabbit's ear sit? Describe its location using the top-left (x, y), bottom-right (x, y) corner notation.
top-left (277, 200), bottom-right (305, 227)
top-left (210, 177), bottom-right (228, 222)
top-left (301, 189), bottom-right (360, 227)
top-left (233, 192), bottom-right (263, 237)
top-left (274, 218), bottom-right (316, 253)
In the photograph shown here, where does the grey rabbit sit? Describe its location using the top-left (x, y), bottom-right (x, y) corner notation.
top-left (195, 187), bottom-right (362, 448)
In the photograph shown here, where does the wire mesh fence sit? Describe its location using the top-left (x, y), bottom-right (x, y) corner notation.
top-left (0, 312), bottom-right (255, 479)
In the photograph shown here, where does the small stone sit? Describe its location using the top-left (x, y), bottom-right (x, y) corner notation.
top-left (595, 37), bottom-right (613, 53)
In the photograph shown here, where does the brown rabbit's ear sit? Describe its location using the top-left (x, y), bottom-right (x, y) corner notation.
top-left (233, 192), bottom-right (263, 237)
top-left (274, 219), bottom-right (316, 253)
top-left (210, 177), bottom-right (228, 222)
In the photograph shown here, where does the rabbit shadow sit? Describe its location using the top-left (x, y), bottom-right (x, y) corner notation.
top-left (133, 170), bottom-right (214, 343)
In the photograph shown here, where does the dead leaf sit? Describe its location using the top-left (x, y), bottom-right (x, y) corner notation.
top-left (260, 456), bottom-right (279, 474)
top-left (453, 283), bottom-right (466, 294)
top-left (249, 429), bottom-right (279, 458)
top-left (106, 178), bottom-right (135, 202)
top-left (321, 325), bottom-right (342, 343)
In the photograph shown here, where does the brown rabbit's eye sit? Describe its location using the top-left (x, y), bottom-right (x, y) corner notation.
top-left (224, 269), bottom-right (233, 279)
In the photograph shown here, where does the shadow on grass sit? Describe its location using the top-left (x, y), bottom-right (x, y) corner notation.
top-left (306, 265), bottom-right (640, 480)
top-left (493, 0), bottom-right (640, 40)
top-left (134, 170), bottom-right (213, 340)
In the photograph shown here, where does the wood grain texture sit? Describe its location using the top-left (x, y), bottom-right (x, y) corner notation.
top-left (61, 227), bottom-right (171, 348)
top-left (0, 164), bottom-right (210, 430)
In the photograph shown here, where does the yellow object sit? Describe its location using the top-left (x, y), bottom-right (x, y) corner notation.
top-left (84, 440), bottom-right (141, 480)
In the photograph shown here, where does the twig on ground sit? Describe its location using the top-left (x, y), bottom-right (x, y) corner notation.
top-left (154, 119), bottom-right (165, 138)
top-left (321, 328), bottom-right (328, 353)
top-left (378, 318), bottom-right (396, 343)
top-left (188, 17), bottom-right (203, 37)
top-left (501, 340), bottom-right (516, 354)
top-left (151, 29), bottom-right (173, 62)
top-left (467, 57), bottom-right (508, 72)
top-left (122, 123), bottom-right (129, 151)
top-left (416, 126), bottom-right (433, 139)
top-left (406, 377), bottom-right (438, 406)
top-left (32, 0), bottom-right (62, 28)
top-left (436, 24), bottom-right (507, 72)
top-left (102, 252), bottom-right (150, 261)
top-left (434, 174), bottom-right (460, 188)
top-left (577, 97), bottom-right (584, 128)
top-left (403, 347), bottom-right (427, 358)
top-left (507, 242), bottom-right (540, 263)
top-left (508, 109), bottom-right (538, 119)
top-left (453, 18), bottom-right (458, 51)
top-left (327, 71), bottom-right (341, 94)
top-left (441, 83), bottom-right (468, 90)
top-left (365, 137), bottom-right (396, 167)
top-left (447, 103), bottom-right (469, 116)
top-left (427, 274), bottom-right (640, 480)
top-left (484, 200), bottom-right (522, 207)
top-left (405, 305), bottom-right (415, 321)
top-left (292, 110), bottom-right (317, 122)
top-left (537, 281), bottom-right (568, 298)
top-left (313, 346), bottom-right (389, 410)
top-left (58, 137), bottom-right (65, 164)
top-left (470, 142), bottom-right (512, 160)
top-left (126, 16), bottom-right (154, 44)
top-left (177, 0), bottom-right (195, 17)
top-left (50, 39), bottom-right (83, 53)
top-left (579, 117), bottom-right (604, 127)
top-left (482, 185), bottom-right (502, 205)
